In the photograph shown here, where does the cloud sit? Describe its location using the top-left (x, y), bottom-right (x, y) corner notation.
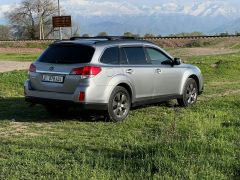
top-left (0, 4), bottom-right (11, 18)
top-left (62, 0), bottom-right (143, 16)
top-left (61, 0), bottom-right (240, 18)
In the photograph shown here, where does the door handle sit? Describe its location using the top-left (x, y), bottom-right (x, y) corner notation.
top-left (126, 69), bottom-right (134, 74)
top-left (156, 68), bottom-right (162, 74)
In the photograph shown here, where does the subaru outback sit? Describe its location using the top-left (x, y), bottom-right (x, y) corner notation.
top-left (24, 36), bottom-right (204, 122)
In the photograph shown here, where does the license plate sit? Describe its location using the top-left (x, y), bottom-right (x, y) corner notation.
top-left (42, 75), bottom-right (64, 83)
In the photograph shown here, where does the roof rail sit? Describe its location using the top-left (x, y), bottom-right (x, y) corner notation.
top-left (70, 36), bottom-right (137, 41)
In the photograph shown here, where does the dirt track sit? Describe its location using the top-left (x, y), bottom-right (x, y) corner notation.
top-left (0, 47), bottom-right (238, 73)
top-left (168, 47), bottom-right (239, 57)
top-left (0, 61), bottom-right (31, 73)
top-left (0, 47), bottom-right (43, 54)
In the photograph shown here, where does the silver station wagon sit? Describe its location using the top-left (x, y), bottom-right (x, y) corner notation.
top-left (24, 36), bottom-right (204, 122)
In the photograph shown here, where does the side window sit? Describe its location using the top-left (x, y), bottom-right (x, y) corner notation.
top-left (100, 47), bottom-right (119, 64)
top-left (123, 47), bottom-right (147, 65)
top-left (146, 48), bottom-right (171, 65)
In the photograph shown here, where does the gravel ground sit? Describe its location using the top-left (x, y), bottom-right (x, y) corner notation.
top-left (168, 47), bottom-right (239, 57)
top-left (0, 47), bottom-right (43, 54)
top-left (0, 61), bottom-right (31, 73)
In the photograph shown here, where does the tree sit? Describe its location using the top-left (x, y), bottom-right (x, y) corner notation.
top-left (123, 32), bottom-right (140, 38)
top-left (6, 0), bottom-right (59, 39)
top-left (0, 25), bottom-right (11, 40)
top-left (219, 32), bottom-right (229, 36)
top-left (82, 34), bottom-right (90, 37)
top-left (144, 33), bottom-right (155, 38)
top-left (72, 25), bottom-right (80, 37)
top-left (123, 32), bottom-right (134, 37)
top-left (97, 32), bottom-right (108, 36)
top-left (169, 32), bottom-right (205, 37)
top-left (235, 32), bottom-right (240, 36)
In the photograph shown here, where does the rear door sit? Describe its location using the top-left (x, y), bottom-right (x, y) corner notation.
top-left (30, 43), bottom-right (95, 94)
top-left (145, 47), bottom-right (183, 96)
top-left (120, 46), bottom-right (154, 100)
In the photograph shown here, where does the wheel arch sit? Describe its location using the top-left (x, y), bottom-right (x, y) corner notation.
top-left (105, 75), bottom-right (136, 104)
top-left (188, 75), bottom-right (200, 94)
top-left (116, 83), bottom-right (133, 102)
top-left (180, 73), bottom-right (201, 95)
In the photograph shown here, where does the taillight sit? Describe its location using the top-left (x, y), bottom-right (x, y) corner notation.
top-left (29, 63), bottom-right (36, 73)
top-left (70, 66), bottom-right (101, 77)
top-left (79, 92), bottom-right (85, 102)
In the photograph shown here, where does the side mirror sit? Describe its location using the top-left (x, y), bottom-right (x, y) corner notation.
top-left (173, 58), bottom-right (182, 65)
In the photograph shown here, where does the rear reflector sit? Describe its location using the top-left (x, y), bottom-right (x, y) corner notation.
top-left (29, 63), bottom-right (36, 73)
top-left (79, 92), bottom-right (85, 102)
top-left (70, 66), bottom-right (101, 76)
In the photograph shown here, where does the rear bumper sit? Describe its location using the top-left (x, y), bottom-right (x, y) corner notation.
top-left (24, 80), bottom-right (108, 110)
top-left (25, 96), bottom-right (108, 110)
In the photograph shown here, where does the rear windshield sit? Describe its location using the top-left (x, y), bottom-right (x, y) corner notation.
top-left (38, 44), bottom-right (95, 64)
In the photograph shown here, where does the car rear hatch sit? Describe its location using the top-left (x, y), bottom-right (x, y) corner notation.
top-left (29, 43), bottom-right (95, 94)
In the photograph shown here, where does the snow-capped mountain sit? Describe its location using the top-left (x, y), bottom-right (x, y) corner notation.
top-left (64, 1), bottom-right (240, 18)
top-left (142, 1), bottom-right (239, 18)
top-left (177, 1), bottom-right (238, 17)
top-left (0, 0), bottom-right (239, 35)
top-left (66, 1), bottom-right (240, 35)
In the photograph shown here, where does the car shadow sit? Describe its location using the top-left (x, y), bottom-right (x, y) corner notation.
top-left (0, 97), bottom-right (182, 123)
top-left (131, 100), bottom-right (180, 111)
top-left (0, 97), bottom-right (109, 123)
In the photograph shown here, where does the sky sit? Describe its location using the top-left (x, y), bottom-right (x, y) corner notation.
top-left (1, 0), bottom-right (240, 23)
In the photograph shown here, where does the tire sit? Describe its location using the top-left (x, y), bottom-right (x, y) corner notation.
top-left (177, 78), bottom-right (198, 107)
top-left (107, 86), bottom-right (131, 122)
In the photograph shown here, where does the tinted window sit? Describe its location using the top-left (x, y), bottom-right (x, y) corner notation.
top-left (100, 47), bottom-right (119, 64)
top-left (38, 44), bottom-right (95, 64)
top-left (123, 47), bottom-right (147, 65)
top-left (146, 48), bottom-right (171, 65)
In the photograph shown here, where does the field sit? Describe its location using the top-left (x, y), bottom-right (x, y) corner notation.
top-left (0, 39), bottom-right (240, 179)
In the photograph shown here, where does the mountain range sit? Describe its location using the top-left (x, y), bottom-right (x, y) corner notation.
top-left (0, 1), bottom-right (240, 35)
top-left (66, 1), bottom-right (240, 35)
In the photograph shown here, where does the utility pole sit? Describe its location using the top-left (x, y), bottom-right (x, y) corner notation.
top-left (41, 17), bottom-right (45, 40)
top-left (58, 0), bottom-right (62, 40)
top-left (39, 17), bottom-right (42, 40)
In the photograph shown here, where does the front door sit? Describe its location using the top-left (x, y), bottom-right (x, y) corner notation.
top-left (145, 47), bottom-right (182, 96)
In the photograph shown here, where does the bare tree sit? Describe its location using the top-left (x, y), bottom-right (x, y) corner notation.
top-left (0, 25), bottom-right (11, 40)
top-left (6, 0), bottom-right (59, 39)
top-left (71, 24), bottom-right (80, 37)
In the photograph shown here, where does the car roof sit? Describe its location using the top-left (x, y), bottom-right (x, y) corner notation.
top-left (53, 37), bottom-right (157, 48)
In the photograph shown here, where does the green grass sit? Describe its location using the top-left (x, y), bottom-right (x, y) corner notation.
top-left (0, 53), bottom-right (40, 62)
top-left (0, 51), bottom-right (240, 179)
top-left (186, 52), bottom-right (240, 82)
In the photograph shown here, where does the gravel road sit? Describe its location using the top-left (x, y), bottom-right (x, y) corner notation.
top-left (0, 61), bottom-right (31, 73)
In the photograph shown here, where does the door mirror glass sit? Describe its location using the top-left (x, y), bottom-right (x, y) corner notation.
top-left (173, 58), bottom-right (182, 65)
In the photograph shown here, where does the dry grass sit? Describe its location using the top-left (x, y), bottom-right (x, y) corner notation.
top-left (0, 48), bottom-right (43, 54)
top-left (0, 122), bottom-right (55, 137)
